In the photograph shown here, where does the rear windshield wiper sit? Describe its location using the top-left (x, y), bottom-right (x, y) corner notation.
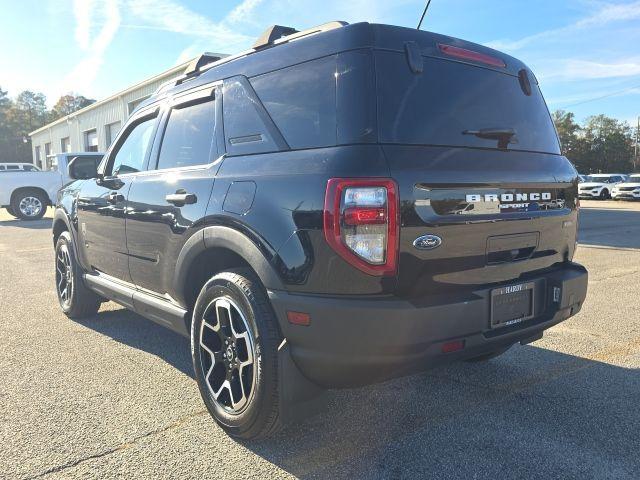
top-left (462, 128), bottom-right (518, 149)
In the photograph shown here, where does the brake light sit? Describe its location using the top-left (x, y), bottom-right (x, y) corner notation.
top-left (324, 179), bottom-right (398, 276)
top-left (438, 43), bottom-right (506, 68)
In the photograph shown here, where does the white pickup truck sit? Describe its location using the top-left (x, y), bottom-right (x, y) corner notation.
top-left (1, 152), bottom-right (104, 220)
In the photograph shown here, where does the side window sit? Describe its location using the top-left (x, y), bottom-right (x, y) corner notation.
top-left (70, 156), bottom-right (101, 179)
top-left (222, 76), bottom-right (286, 156)
top-left (109, 116), bottom-right (156, 176)
top-left (156, 98), bottom-right (217, 170)
top-left (24, 165), bottom-right (36, 172)
top-left (250, 55), bottom-right (337, 149)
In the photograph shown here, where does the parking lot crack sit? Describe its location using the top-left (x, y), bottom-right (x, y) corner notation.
top-left (23, 409), bottom-right (208, 479)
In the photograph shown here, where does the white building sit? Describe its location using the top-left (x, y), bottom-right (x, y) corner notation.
top-left (29, 59), bottom-right (193, 169)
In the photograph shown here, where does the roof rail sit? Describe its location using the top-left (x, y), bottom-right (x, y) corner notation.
top-left (184, 52), bottom-right (225, 76)
top-left (154, 21), bottom-right (348, 94)
top-left (253, 25), bottom-right (299, 49)
top-left (267, 21), bottom-right (348, 47)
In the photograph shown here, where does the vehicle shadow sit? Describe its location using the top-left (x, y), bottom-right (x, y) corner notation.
top-left (75, 308), bottom-right (193, 378)
top-left (75, 307), bottom-right (640, 479)
top-left (579, 207), bottom-right (640, 249)
top-left (0, 217), bottom-right (52, 230)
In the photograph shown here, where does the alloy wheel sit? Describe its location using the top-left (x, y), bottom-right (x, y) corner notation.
top-left (56, 244), bottom-right (73, 307)
top-left (199, 297), bottom-right (257, 414)
top-left (19, 196), bottom-right (43, 218)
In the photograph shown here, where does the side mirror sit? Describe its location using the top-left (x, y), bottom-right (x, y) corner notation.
top-left (68, 156), bottom-right (99, 180)
top-left (97, 175), bottom-right (124, 190)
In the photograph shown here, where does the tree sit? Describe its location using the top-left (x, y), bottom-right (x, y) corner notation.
top-left (0, 86), bottom-right (11, 137)
top-left (551, 110), bottom-right (580, 158)
top-left (552, 110), bottom-right (635, 173)
top-left (578, 115), bottom-right (634, 173)
top-left (49, 94), bottom-right (95, 121)
top-left (12, 90), bottom-right (48, 131)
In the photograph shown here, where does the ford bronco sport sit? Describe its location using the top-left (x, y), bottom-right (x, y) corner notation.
top-left (53, 21), bottom-right (588, 439)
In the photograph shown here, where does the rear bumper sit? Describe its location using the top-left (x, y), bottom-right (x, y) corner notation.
top-left (269, 262), bottom-right (588, 388)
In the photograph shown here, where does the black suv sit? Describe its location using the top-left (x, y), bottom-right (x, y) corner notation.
top-left (53, 21), bottom-right (588, 439)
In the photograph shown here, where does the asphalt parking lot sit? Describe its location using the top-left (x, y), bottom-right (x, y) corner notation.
top-left (1, 201), bottom-right (639, 479)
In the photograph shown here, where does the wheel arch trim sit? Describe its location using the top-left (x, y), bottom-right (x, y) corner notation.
top-left (52, 208), bottom-right (81, 259)
top-left (10, 186), bottom-right (52, 206)
top-left (173, 225), bottom-right (285, 307)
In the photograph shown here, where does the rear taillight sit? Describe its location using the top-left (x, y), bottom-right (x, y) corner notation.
top-left (438, 43), bottom-right (506, 68)
top-left (323, 178), bottom-right (398, 276)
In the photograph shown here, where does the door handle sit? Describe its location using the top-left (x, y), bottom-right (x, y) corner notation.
top-left (107, 192), bottom-right (124, 204)
top-left (166, 190), bottom-right (197, 206)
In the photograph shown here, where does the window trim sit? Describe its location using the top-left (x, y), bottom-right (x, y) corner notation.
top-left (147, 83), bottom-right (224, 173)
top-left (222, 75), bottom-right (289, 157)
top-left (100, 106), bottom-right (161, 178)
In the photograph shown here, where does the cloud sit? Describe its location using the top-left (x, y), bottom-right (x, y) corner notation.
top-left (540, 58), bottom-right (640, 81)
top-left (124, 0), bottom-right (251, 50)
top-left (486, 1), bottom-right (640, 52)
top-left (60, 0), bottom-right (121, 96)
top-left (227, 0), bottom-right (264, 24)
top-left (547, 84), bottom-right (640, 109)
top-left (73, 0), bottom-right (92, 50)
top-left (122, 0), bottom-right (266, 67)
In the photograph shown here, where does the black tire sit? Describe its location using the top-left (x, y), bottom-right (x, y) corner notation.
top-left (5, 206), bottom-right (18, 218)
top-left (599, 189), bottom-right (609, 200)
top-left (465, 345), bottom-right (511, 363)
top-left (55, 232), bottom-right (101, 318)
top-left (191, 268), bottom-right (283, 440)
top-left (11, 189), bottom-right (47, 220)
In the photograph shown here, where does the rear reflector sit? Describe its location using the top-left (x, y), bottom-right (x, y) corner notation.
top-left (438, 43), bottom-right (506, 68)
top-left (287, 311), bottom-right (311, 326)
top-left (442, 340), bottom-right (465, 353)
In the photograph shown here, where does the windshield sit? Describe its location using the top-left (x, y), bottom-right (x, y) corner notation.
top-left (375, 52), bottom-right (560, 154)
top-left (590, 176), bottom-right (616, 183)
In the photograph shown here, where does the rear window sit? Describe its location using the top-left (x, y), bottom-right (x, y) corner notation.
top-left (250, 56), bottom-right (337, 149)
top-left (375, 51), bottom-right (560, 154)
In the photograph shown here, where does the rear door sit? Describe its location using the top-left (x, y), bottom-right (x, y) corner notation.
top-left (125, 84), bottom-right (223, 299)
top-left (374, 49), bottom-right (578, 298)
top-left (76, 108), bottom-right (160, 283)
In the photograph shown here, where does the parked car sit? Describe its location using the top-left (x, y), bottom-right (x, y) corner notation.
top-left (578, 173), bottom-right (626, 199)
top-left (612, 174), bottom-right (640, 200)
top-left (0, 162), bottom-right (40, 172)
top-left (52, 21), bottom-right (588, 439)
top-left (1, 152), bottom-right (103, 220)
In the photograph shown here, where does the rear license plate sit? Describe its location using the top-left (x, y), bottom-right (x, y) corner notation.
top-left (490, 282), bottom-right (535, 328)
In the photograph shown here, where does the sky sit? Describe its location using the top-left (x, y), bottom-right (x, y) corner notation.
top-left (0, 0), bottom-right (639, 125)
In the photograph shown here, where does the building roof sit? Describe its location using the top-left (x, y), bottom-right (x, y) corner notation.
top-left (29, 58), bottom-right (194, 136)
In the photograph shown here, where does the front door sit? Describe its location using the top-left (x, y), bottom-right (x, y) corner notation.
top-left (125, 85), bottom-right (222, 300)
top-left (76, 109), bottom-right (160, 283)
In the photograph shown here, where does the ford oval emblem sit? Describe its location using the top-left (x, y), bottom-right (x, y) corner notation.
top-left (413, 234), bottom-right (442, 250)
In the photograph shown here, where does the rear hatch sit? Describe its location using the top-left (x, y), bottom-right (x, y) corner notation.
top-left (373, 31), bottom-right (579, 299)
